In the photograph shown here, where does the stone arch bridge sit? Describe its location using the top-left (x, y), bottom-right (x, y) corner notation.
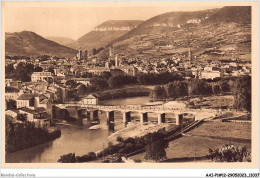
top-left (52, 103), bottom-right (219, 126)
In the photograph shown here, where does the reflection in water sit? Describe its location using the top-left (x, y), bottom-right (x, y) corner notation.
top-left (5, 96), bottom-right (150, 163)
top-left (6, 141), bottom-right (53, 163)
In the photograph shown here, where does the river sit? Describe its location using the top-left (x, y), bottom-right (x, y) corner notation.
top-left (5, 96), bottom-right (151, 163)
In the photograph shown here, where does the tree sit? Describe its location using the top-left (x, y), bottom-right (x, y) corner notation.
top-left (166, 81), bottom-right (188, 99)
top-left (207, 143), bottom-right (250, 162)
top-left (144, 132), bottom-right (168, 162)
top-left (77, 84), bottom-right (87, 94)
top-left (90, 77), bottom-right (108, 90)
top-left (234, 76), bottom-right (251, 112)
top-left (5, 64), bottom-right (14, 76)
top-left (189, 79), bottom-right (212, 96)
top-left (13, 62), bottom-right (34, 82)
top-left (221, 81), bottom-right (230, 93)
top-left (149, 86), bottom-right (166, 100)
top-left (34, 66), bottom-right (43, 72)
top-left (108, 76), bottom-right (123, 88)
top-left (58, 153), bottom-right (77, 163)
top-left (66, 80), bottom-right (77, 88)
top-left (92, 48), bottom-right (97, 55)
top-left (213, 84), bottom-right (222, 95)
top-left (102, 72), bottom-right (112, 80)
top-left (17, 114), bottom-right (27, 122)
top-left (116, 136), bottom-right (124, 143)
top-left (48, 66), bottom-right (55, 74)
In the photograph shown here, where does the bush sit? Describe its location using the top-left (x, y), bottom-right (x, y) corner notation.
top-left (207, 143), bottom-right (250, 162)
top-left (75, 152), bottom-right (97, 162)
top-left (144, 132), bottom-right (169, 162)
top-left (58, 153), bottom-right (77, 163)
top-left (116, 136), bottom-right (124, 143)
top-left (124, 137), bottom-right (135, 144)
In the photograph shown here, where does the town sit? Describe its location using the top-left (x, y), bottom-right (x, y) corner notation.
top-left (4, 5), bottom-right (252, 164)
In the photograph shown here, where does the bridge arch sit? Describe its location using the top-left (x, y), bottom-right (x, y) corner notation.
top-left (57, 109), bottom-right (70, 120)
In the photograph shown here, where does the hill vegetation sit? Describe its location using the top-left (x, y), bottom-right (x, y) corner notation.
top-left (5, 31), bottom-right (77, 57)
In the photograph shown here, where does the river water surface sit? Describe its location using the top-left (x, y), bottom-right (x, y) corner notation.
top-left (6, 96), bottom-right (150, 163)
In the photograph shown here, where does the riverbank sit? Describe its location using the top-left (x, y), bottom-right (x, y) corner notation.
top-left (57, 121), bottom-right (182, 163)
top-left (5, 119), bottom-right (61, 153)
top-left (106, 121), bottom-right (176, 145)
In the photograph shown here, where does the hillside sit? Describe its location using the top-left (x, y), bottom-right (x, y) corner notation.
top-left (5, 31), bottom-right (77, 58)
top-left (98, 6), bottom-right (251, 62)
top-left (202, 6), bottom-right (251, 24)
top-left (68, 20), bottom-right (143, 50)
top-left (108, 9), bottom-right (219, 45)
top-left (45, 36), bottom-right (75, 46)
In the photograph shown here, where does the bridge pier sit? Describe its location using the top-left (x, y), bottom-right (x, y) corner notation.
top-left (176, 114), bottom-right (183, 126)
top-left (123, 111), bottom-right (131, 126)
top-left (158, 113), bottom-right (166, 124)
top-left (90, 110), bottom-right (99, 121)
top-left (107, 111), bottom-right (114, 124)
top-left (140, 112), bottom-right (148, 124)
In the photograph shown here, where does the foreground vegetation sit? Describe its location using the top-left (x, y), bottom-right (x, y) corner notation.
top-left (5, 117), bottom-right (61, 153)
top-left (207, 143), bottom-right (250, 162)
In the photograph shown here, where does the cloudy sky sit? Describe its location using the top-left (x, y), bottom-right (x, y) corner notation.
top-left (3, 1), bottom-right (222, 40)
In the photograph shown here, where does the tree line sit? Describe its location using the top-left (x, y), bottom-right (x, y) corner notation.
top-left (5, 62), bottom-right (44, 82)
top-left (5, 117), bottom-right (61, 153)
top-left (149, 76), bottom-right (251, 112)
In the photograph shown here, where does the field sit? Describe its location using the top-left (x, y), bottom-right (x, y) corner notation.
top-left (130, 121), bottom-right (251, 162)
top-left (185, 95), bottom-right (234, 109)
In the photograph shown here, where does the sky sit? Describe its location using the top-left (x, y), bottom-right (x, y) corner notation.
top-left (3, 2), bottom-right (223, 40)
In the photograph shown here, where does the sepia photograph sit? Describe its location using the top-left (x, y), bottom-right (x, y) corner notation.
top-left (1, 1), bottom-right (258, 172)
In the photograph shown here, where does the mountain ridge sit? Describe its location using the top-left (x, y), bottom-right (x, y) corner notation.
top-left (5, 31), bottom-right (77, 58)
top-left (68, 20), bottom-right (143, 50)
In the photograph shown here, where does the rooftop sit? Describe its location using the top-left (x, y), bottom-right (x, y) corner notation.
top-left (85, 94), bottom-right (99, 99)
top-left (17, 93), bottom-right (38, 100)
top-left (19, 107), bottom-right (46, 114)
top-left (6, 87), bottom-right (20, 93)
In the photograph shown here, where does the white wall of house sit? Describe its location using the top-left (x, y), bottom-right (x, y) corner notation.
top-left (83, 98), bottom-right (98, 105)
top-left (17, 100), bottom-right (30, 108)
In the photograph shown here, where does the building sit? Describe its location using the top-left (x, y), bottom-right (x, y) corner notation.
top-left (5, 79), bottom-right (13, 87)
top-left (83, 94), bottom-right (99, 105)
top-left (115, 66), bottom-right (138, 76)
top-left (89, 67), bottom-right (110, 75)
top-left (19, 107), bottom-right (50, 128)
top-left (110, 68), bottom-right (125, 76)
top-left (5, 87), bottom-right (23, 101)
top-left (16, 93), bottom-right (39, 109)
top-left (77, 50), bottom-right (83, 60)
top-left (187, 18), bottom-right (201, 24)
top-left (54, 86), bottom-right (68, 103)
top-left (72, 78), bottom-right (91, 86)
top-left (109, 46), bottom-right (114, 61)
top-left (31, 72), bottom-right (53, 82)
top-left (76, 50), bottom-right (88, 61)
top-left (115, 54), bottom-right (119, 67)
top-left (200, 71), bottom-right (221, 79)
top-left (5, 109), bottom-right (20, 119)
